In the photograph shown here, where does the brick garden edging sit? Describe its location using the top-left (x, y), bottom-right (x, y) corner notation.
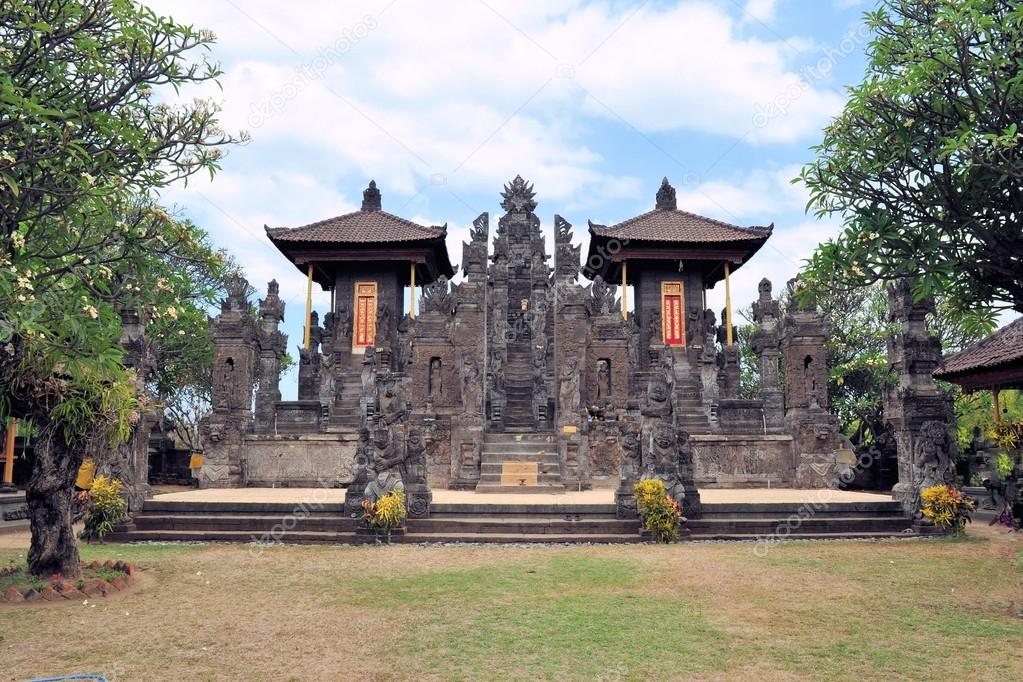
top-left (1, 560), bottom-right (136, 603)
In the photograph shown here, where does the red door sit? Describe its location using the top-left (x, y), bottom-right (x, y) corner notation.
top-left (662, 282), bottom-right (685, 347)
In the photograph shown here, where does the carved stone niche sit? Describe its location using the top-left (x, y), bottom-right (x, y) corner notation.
top-left (411, 342), bottom-right (458, 409)
top-left (585, 345), bottom-right (630, 410)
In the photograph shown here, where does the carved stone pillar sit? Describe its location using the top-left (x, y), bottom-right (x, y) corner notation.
top-left (884, 278), bottom-right (957, 512)
top-left (200, 275), bottom-right (259, 488)
top-left (716, 309), bottom-right (741, 400)
top-left (752, 278), bottom-right (784, 431)
top-left (781, 279), bottom-right (839, 487)
top-left (254, 280), bottom-right (287, 433)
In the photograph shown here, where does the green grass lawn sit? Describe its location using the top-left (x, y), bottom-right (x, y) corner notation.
top-left (1, 529), bottom-right (1021, 681)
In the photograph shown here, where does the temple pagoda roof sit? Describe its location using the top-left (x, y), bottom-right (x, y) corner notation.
top-left (933, 316), bottom-right (1023, 392)
top-left (265, 180), bottom-right (455, 287)
top-left (583, 177), bottom-right (773, 284)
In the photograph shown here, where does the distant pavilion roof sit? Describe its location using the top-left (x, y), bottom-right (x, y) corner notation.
top-left (933, 317), bottom-right (1023, 392)
top-left (265, 180), bottom-right (455, 288)
top-left (583, 177), bottom-right (772, 284)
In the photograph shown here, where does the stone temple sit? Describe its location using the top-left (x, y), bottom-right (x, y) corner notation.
top-left (197, 176), bottom-right (846, 518)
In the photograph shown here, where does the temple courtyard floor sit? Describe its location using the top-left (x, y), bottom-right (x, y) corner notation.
top-left (1, 514), bottom-right (1021, 681)
top-left (144, 486), bottom-right (890, 504)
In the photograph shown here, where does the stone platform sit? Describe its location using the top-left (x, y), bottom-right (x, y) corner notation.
top-left (107, 487), bottom-right (932, 544)
top-left (0, 492), bottom-right (28, 534)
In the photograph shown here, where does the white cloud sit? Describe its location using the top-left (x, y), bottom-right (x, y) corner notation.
top-left (674, 165), bottom-right (808, 225)
top-left (743, 0), bottom-right (778, 24)
top-left (135, 0), bottom-right (854, 393)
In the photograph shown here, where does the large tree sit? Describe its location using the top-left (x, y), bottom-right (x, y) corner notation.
top-left (0, 0), bottom-right (237, 576)
top-left (799, 0), bottom-right (1023, 317)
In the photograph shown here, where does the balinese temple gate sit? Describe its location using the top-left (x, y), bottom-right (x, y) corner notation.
top-left (198, 176), bottom-right (849, 518)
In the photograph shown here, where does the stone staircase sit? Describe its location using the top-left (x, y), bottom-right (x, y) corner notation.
top-left (675, 370), bottom-right (711, 435)
top-left (634, 364), bottom-right (711, 435)
top-left (502, 341), bottom-right (535, 430)
top-left (475, 432), bottom-right (564, 493)
top-left (329, 373), bottom-right (362, 428)
top-left (108, 500), bottom-right (357, 544)
top-left (406, 502), bottom-right (641, 543)
top-left (108, 497), bottom-right (931, 545)
top-left (688, 500), bottom-right (932, 540)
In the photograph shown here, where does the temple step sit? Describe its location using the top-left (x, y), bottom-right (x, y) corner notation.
top-left (476, 430), bottom-right (563, 493)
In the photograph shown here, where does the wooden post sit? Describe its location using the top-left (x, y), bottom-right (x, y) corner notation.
top-left (724, 261), bottom-right (734, 346)
top-left (621, 260), bottom-right (628, 320)
top-left (410, 263), bottom-right (416, 320)
top-left (2, 418), bottom-right (15, 485)
top-left (303, 263), bottom-right (313, 349)
top-left (993, 389), bottom-right (1002, 424)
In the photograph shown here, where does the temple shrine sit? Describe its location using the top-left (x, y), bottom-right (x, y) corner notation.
top-left (196, 176), bottom-right (849, 519)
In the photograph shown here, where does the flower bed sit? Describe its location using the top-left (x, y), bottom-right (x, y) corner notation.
top-left (0, 560), bottom-right (136, 603)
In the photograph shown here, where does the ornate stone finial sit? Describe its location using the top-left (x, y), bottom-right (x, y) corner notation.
top-left (470, 212), bottom-right (489, 242)
top-left (362, 179), bottom-right (381, 211)
top-left (655, 177), bottom-right (677, 210)
top-left (223, 274), bottom-right (249, 312)
top-left (554, 214), bottom-right (573, 244)
top-left (500, 175), bottom-right (537, 214)
top-left (259, 279), bottom-right (285, 322)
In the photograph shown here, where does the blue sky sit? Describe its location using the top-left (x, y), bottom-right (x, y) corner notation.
top-left (150, 0), bottom-right (876, 398)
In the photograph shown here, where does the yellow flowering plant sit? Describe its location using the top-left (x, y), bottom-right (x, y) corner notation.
top-left (920, 484), bottom-right (975, 534)
top-left (361, 489), bottom-right (406, 532)
top-left (79, 476), bottom-right (128, 542)
top-left (634, 479), bottom-right (682, 543)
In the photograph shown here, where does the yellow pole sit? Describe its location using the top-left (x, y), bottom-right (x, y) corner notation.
top-left (621, 260), bottom-right (628, 320)
top-left (724, 261), bottom-right (734, 346)
top-left (410, 263), bottom-right (416, 320)
top-left (993, 389), bottom-right (1002, 424)
top-left (303, 263), bottom-right (313, 349)
top-left (3, 418), bottom-right (15, 485)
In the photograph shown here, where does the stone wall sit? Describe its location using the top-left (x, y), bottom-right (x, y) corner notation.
top-left (691, 435), bottom-right (795, 487)
top-left (242, 433), bottom-right (358, 486)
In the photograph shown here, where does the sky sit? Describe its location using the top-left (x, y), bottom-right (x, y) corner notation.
top-left (147, 0), bottom-right (877, 399)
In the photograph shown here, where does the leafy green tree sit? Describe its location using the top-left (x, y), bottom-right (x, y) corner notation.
top-left (799, 0), bottom-right (1023, 318)
top-left (0, 0), bottom-right (238, 576)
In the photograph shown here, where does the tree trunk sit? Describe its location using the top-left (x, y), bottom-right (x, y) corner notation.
top-left (26, 429), bottom-right (83, 578)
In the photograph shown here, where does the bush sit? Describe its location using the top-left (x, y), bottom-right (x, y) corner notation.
top-left (920, 484), bottom-right (975, 534)
top-left (361, 489), bottom-right (406, 532)
top-left (79, 476), bottom-right (128, 542)
top-left (996, 452), bottom-right (1015, 479)
top-left (634, 479), bottom-right (682, 544)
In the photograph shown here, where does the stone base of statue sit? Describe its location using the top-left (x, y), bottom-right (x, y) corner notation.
top-left (615, 489), bottom-right (637, 519)
top-left (354, 524), bottom-right (406, 544)
top-left (405, 488), bottom-right (432, 519)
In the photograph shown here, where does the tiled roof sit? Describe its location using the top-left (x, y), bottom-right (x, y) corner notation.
top-left (935, 316), bottom-right (1023, 378)
top-left (265, 210), bottom-right (446, 244)
top-left (590, 208), bottom-right (772, 243)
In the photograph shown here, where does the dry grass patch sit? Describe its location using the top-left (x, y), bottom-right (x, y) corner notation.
top-left (0, 529), bottom-right (1019, 681)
